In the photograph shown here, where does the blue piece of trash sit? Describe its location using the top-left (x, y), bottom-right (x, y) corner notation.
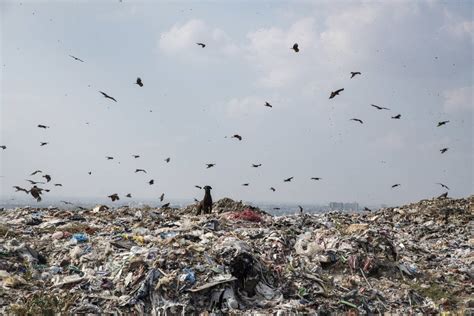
top-left (72, 233), bottom-right (89, 243)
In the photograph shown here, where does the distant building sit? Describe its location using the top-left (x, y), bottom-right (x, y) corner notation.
top-left (329, 202), bottom-right (359, 212)
top-left (343, 202), bottom-right (359, 212)
top-left (329, 202), bottom-right (344, 211)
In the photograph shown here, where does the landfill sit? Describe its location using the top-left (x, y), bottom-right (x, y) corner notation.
top-left (0, 195), bottom-right (472, 315)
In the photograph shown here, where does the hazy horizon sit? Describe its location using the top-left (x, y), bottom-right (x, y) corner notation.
top-left (1, 1), bottom-right (473, 206)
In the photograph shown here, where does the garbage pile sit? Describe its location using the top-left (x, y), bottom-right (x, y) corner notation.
top-left (0, 196), bottom-right (472, 315)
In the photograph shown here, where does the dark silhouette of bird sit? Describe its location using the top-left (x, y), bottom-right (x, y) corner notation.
top-left (363, 207), bottom-right (372, 212)
top-left (350, 72), bottom-right (361, 78)
top-left (161, 202), bottom-right (170, 208)
top-left (54, 183), bottom-right (62, 187)
top-left (264, 102), bottom-right (272, 108)
top-left (291, 43), bottom-right (299, 52)
top-left (298, 205), bottom-right (303, 214)
top-left (61, 200), bottom-right (73, 205)
top-left (270, 187), bottom-right (276, 192)
top-left (106, 156), bottom-right (114, 160)
top-left (42, 174), bottom-right (51, 182)
top-left (26, 179), bottom-right (45, 185)
top-left (135, 169), bottom-right (147, 173)
top-left (440, 148), bottom-right (449, 154)
top-left (148, 179), bottom-right (154, 185)
top-left (392, 184), bottom-right (401, 188)
top-left (13, 186), bottom-right (29, 194)
top-left (436, 183), bottom-right (450, 190)
top-left (232, 134), bottom-right (242, 141)
top-left (206, 163), bottom-right (215, 169)
top-left (329, 89), bottom-right (344, 99)
top-left (194, 198), bottom-right (199, 202)
top-left (108, 193), bottom-right (119, 202)
top-left (242, 183), bottom-right (249, 186)
top-left (88, 171), bottom-right (92, 175)
top-left (311, 177), bottom-right (322, 180)
top-left (69, 55), bottom-right (84, 62)
top-left (195, 185), bottom-right (202, 189)
top-left (135, 77), bottom-right (143, 87)
top-left (350, 118), bottom-right (363, 124)
top-left (126, 193), bottom-right (132, 198)
top-left (30, 170), bottom-right (42, 176)
top-left (392, 114), bottom-right (401, 119)
top-left (438, 192), bottom-right (448, 199)
top-left (252, 164), bottom-right (262, 168)
top-left (196, 43), bottom-right (206, 48)
top-left (284, 177), bottom-right (294, 182)
top-left (159, 193), bottom-right (165, 201)
top-left (99, 91), bottom-right (117, 102)
top-left (132, 155), bottom-right (140, 158)
top-left (370, 104), bottom-right (390, 110)
top-left (437, 121), bottom-right (449, 127)
top-left (38, 124), bottom-right (49, 129)
top-left (29, 186), bottom-right (44, 202)
top-left (165, 157), bottom-right (171, 163)
top-left (40, 142), bottom-right (49, 146)
top-left (273, 207), bottom-right (280, 210)
top-left (0, 145), bottom-right (6, 150)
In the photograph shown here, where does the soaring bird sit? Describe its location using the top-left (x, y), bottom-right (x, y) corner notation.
top-left (437, 121), bottom-right (449, 127)
top-left (438, 192), bottom-right (448, 199)
top-left (270, 187), bottom-right (276, 192)
top-left (135, 169), bottom-right (147, 173)
top-left (284, 177), bottom-right (294, 182)
top-left (392, 114), bottom-right (401, 119)
top-left (126, 193), bottom-right (132, 198)
top-left (13, 186), bottom-right (29, 194)
top-left (206, 164), bottom-right (215, 169)
top-left (69, 55), bottom-right (84, 62)
top-left (195, 185), bottom-right (202, 189)
top-left (40, 142), bottom-right (49, 146)
top-left (350, 118), bottom-right (363, 124)
top-left (160, 193), bottom-right (165, 201)
top-left (165, 157), bottom-right (171, 163)
top-left (264, 102), bottom-right (272, 108)
top-left (370, 104), bottom-right (390, 110)
top-left (61, 200), bottom-right (73, 205)
top-left (135, 77), bottom-right (143, 87)
top-left (311, 177), bottom-right (322, 180)
top-left (252, 164), bottom-right (262, 168)
top-left (54, 183), bottom-right (62, 186)
top-left (99, 91), bottom-right (117, 102)
top-left (108, 193), bottom-right (119, 202)
top-left (88, 171), bottom-right (92, 175)
top-left (242, 183), bottom-right (249, 186)
top-left (273, 207), bottom-right (281, 210)
top-left (436, 183), bottom-right (450, 190)
top-left (231, 134), bottom-right (242, 141)
top-left (106, 156), bottom-right (114, 160)
top-left (29, 186), bottom-right (44, 202)
top-left (391, 184), bottom-right (401, 188)
top-left (350, 72), bottom-right (361, 78)
top-left (0, 145), bottom-right (6, 150)
top-left (363, 207), bottom-right (372, 212)
top-left (196, 43), bottom-right (206, 48)
top-left (132, 155), bottom-right (140, 158)
top-left (37, 124), bottom-right (49, 129)
top-left (26, 179), bottom-right (45, 185)
top-left (298, 205), bottom-right (303, 214)
top-left (329, 89), bottom-right (344, 99)
top-left (148, 179), bottom-right (154, 185)
top-left (161, 202), bottom-right (170, 208)
top-left (440, 148), bottom-right (449, 154)
top-left (30, 170), bottom-right (42, 176)
top-left (291, 43), bottom-right (299, 52)
top-left (42, 174), bottom-right (51, 182)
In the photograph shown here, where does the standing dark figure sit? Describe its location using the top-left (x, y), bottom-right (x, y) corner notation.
top-left (196, 185), bottom-right (213, 215)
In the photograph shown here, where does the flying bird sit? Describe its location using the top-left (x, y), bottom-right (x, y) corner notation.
top-left (30, 170), bottom-right (42, 176)
top-left (329, 89), bottom-right (344, 99)
top-left (440, 148), bottom-right (449, 154)
top-left (438, 192), bottom-right (448, 199)
top-left (350, 118), bottom-right (363, 124)
top-left (273, 207), bottom-right (281, 210)
top-left (37, 125), bottom-right (49, 129)
top-left (54, 183), bottom-right (62, 187)
top-left (108, 193), bottom-right (119, 202)
top-left (264, 102), bottom-right (272, 108)
top-left (0, 145), bottom-right (6, 150)
top-left (40, 142), bottom-right (49, 146)
top-left (270, 187), bottom-right (276, 192)
top-left (195, 185), bottom-right (202, 189)
top-left (161, 202), bottom-right (170, 208)
top-left (29, 186), bottom-right (44, 202)
top-left (242, 183), bottom-right (249, 186)
top-left (148, 179), bottom-right (154, 185)
top-left (311, 177), bottom-right (322, 181)
top-left (126, 193), bottom-right (132, 198)
top-left (298, 205), bottom-right (303, 214)
top-left (26, 179), bottom-right (45, 185)
top-left (252, 164), bottom-right (262, 168)
top-left (206, 164), bottom-right (215, 169)
top-left (391, 114), bottom-right (401, 119)
top-left (88, 171), bottom-right (92, 175)
top-left (135, 77), bottom-right (143, 87)
top-left (69, 55), bottom-right (84, 62)
top-left (61, 200), bottom-right (73, 205)
top-left (196, 42), bottom-right (206, 48)
top-left (13, 186), bottom-right (29, 194)
top-left (391, 184), bottom-right (401, 188)
top-left (437, 121), bottom-right (449, 127)
top-left (363, 207), bottom-right (372, 212)
top-left (106, 156), bottom-right (114, 160)
top-left (135, 169), bottom-right (147, 173)
top-left (42, 174), bottom-right (51, 182)
top-left (99, 91), bottom-right (117, 102)
top-left (165, 157), bottom-right (171, 163)
top-left (291, 43), bottom-right (299, 52)
top-left (132, 155), bottom-right (140, 158)
top-left (160, 193), bottom-right (165, 201)
top-left (350, 72), bottom-right (361, 78)
top-left (231, 134), bottom-right (242, 141)
top-left (436, 183), bottom-right (450, 190)
top-left (284, 177), bottom-right (294, 182)
top-left (370, 104), bottom-right (390, 110)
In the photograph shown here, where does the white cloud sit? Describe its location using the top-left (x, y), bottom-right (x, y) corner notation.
top-left (225, 96), bottom-right (265, 118)
top-left (443, 86), bottom-right (473, 113)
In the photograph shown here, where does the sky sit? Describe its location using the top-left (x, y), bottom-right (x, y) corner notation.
top-left (0, 0), bottom-right (473, 206)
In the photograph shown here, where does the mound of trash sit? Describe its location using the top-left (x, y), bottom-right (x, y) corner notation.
top-left (0, 196), bottom-right (472, 315)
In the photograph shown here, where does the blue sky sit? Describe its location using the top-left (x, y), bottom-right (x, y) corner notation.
top-left (0, 0), bottom-right (472, 205)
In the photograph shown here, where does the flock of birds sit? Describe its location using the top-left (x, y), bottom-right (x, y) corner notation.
top-left (2, 38), bottom-right (454, 208)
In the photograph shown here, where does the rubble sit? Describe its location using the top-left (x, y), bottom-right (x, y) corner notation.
top-left (0, 196), bottom-right (472, 314)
